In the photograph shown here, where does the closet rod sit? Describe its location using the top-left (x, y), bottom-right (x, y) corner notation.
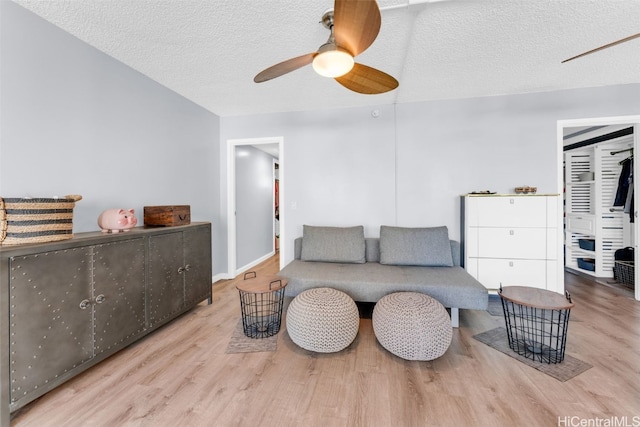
top-left (610, 147), bottom-right (633, 155)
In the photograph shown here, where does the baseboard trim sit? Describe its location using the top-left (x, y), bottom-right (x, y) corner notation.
top-left (235, 251), bottom-right (276, 277)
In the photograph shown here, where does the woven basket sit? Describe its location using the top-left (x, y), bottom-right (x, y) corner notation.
top-left (0, 195), bottom-right (82, 245)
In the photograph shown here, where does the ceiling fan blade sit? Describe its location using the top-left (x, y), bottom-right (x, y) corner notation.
top-left (562, 32), bottom-right (640, 63)
top-left (333, 0), bottom-right (381, 56)
top-left (254, 53), bottom-right (316, 83)
top-left (335, 63), bottom-right (398, 94)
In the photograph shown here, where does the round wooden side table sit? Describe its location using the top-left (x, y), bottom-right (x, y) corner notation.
top-left (499, 285), bottom-right (574, 364)
top-left (236, 272), bottom-right (288, 339)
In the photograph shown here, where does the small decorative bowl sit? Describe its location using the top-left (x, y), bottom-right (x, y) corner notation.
top-left (515, 186), bottom-right (537, 194)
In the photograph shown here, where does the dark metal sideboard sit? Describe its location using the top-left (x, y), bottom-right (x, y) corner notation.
top-left (0, 222), bottom-right (213, 426)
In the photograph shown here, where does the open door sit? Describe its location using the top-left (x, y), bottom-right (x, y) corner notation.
top-left (227, 137), bottom-right (285, 278)
top-left (558, 116), bottom-right (639, 301)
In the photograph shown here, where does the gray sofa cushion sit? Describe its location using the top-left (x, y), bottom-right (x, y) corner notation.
top-left (283, 235), bottom-right (486, 313)
top-left (300, 225), bottom-right (366, 264)
top-left (365, 238), bottom-right (380, 262)
top-left (280, 260), bottom-right (488, 310)
top-left (294, 237), bottom-right (461, 266)
top-left (379, 226), bottom-right (454, 267)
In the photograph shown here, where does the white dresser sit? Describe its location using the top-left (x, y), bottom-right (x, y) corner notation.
top-left (463, 194), bottom-right (563, 293)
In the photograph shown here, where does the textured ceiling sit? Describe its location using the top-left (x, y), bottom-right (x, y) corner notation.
top-left (12, 0), bottom-right (640, 117)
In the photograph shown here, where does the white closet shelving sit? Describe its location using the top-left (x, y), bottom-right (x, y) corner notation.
top-left (564, 143), bottom-right (631, 277)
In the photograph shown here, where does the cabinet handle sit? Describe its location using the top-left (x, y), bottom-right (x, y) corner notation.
top-left (79, 299), bottom-right (91, 309)
top-left (178, 266), bottom-right (185, 274)
top-left (95, 294), bottom-right (105, 304)
top-left (509, 230), bottom-right (514, 236)
top-left (184, 264), bottom-right (191, 271)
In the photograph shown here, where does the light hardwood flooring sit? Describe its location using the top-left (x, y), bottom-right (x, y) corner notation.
top-left (12, 256), bottom-right (640, 427)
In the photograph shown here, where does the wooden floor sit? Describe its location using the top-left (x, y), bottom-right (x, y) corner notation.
top-left (12, 256), bottom-right (640, 427)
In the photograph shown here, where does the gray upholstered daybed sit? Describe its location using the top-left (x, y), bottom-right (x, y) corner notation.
top-left (278, 225), bottom-right (488, 327)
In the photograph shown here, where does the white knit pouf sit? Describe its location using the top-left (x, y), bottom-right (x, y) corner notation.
top-left (286, 288), bottom-right (359, 353)
top-left (372, 292), bottom-right (452, 361)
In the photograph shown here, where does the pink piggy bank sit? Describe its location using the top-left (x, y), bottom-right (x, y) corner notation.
top-left (97, 208), bottom-right (138, 233)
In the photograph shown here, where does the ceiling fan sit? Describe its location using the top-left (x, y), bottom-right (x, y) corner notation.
top-left (253, 0), bottom-right (399, 94)
top-left (562, 32), bottom-right (640, 63)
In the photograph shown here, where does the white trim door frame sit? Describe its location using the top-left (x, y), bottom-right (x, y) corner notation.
top-left (227, 136), bottom-right (285, 278)
top-left (273, 158), bottom-right (279, 254)
top-left (557, 115), bottom-right (640, 302)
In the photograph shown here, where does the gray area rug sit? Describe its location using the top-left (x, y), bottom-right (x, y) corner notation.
top-left (473, 327), bottom-right (592, 382)
top-left (225, 319), bottom-right (278, 354)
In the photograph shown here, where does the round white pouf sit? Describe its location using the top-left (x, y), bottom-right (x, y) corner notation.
top-left (286, 287), bottom-right (359, 353)
top-left (372, 292), bottom-right (452, 361)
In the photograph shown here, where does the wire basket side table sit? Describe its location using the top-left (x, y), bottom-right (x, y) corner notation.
top-left (236, 272), bottom-right (288, 339)
top-left (499, 285), bottom-right (574, 364)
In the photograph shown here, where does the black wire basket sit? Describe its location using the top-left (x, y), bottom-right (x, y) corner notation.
top-left (500, 286), bottom-right (573, 364)
top-left (237, 272), bottom-right (286, 339)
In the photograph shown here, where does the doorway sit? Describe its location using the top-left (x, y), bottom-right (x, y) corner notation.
top-left (557, 116), bottom-right (639, 301)
top-left (227, 136), bottom-right (284, 277)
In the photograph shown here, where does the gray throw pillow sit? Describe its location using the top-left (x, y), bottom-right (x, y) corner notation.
top-left (301, 225), bottom-right (366, 263)
top-left (379, 225), bottom-right (454, 266)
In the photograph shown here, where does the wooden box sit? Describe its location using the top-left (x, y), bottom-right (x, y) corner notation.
top-left (144, 205), bottom-right (191, 226)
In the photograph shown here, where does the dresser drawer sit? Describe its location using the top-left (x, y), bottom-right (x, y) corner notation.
top-left (467, 196), bottom-right (549, 228)
top-left (475, 228), bottom-right (547, 259)
top-left (474, 258), bottom-right (549, 290)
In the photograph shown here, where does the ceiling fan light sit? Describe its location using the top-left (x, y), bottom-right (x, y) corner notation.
top-left (312, 47), bottom-right (354, 78)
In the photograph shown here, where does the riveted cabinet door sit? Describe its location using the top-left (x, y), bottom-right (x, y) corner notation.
top-left (1, 223), bottom-right (213, 420)
top-left (92, 239), bottom-right (146, 355)
top-left (147, 232), bottom-right (185, 327)
top-left (183, 225), bottom-right (212, 307)
top-left (9, 248), bottom-right (93, 410)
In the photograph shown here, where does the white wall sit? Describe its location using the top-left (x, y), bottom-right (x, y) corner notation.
top-left (395, 87), bottom-right (640, 241)
top-left (221, 84), bottom-right (640, 270)
top-left (221, 105), bottom-right (398, 269)
top-left (4, 2), bottom-right (640, 279)
top-left (235, 145), bottom-right (275, 269)
top-left (1, 2), bottom-right (220, 258)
